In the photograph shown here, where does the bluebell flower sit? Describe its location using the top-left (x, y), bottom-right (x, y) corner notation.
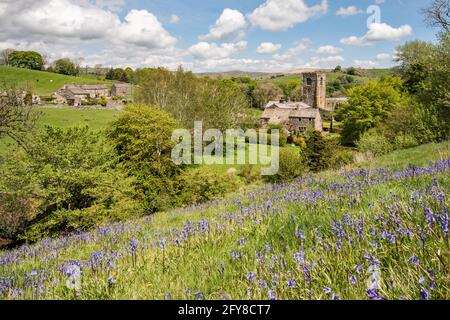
top-left (268, 290), bottom-right (276, 300)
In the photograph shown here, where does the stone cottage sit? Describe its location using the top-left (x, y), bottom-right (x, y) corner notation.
top-left (111, 83), bottom-right (132, 97)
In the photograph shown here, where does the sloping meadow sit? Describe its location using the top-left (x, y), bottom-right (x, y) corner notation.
top-left (1, 146), bottom-right (449, 300)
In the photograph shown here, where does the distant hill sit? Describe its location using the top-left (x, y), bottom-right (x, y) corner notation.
top-left (0, 66), bottom-right (112, 96)
top-left (195, 70), bottom-right (273, 80)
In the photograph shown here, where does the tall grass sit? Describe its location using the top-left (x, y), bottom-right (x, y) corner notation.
top-left (0, 143), bottom-right (448, 300)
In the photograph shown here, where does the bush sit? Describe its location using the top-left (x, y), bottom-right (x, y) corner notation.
top-left (176, 167), bottom-right (241, 205)
top-left (265, 147), bottom-right (307, 182)
top-left (0, 126), bottom-right (143, 242)
top-left (356, 129), bottom-right (394, 156)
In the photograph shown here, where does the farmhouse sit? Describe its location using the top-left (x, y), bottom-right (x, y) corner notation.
top-left (111, 83), bottom-right (131, 97)
top-left (57, 85), bottom-right (90, 107)
top-left (79, 84), bottom-right (109, 98)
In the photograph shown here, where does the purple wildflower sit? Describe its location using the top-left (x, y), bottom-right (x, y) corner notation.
top-left (268, 290), bottom-right (276, 300)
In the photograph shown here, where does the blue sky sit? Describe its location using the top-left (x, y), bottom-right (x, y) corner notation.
top-left (0, 0), bottom-right (438, 72)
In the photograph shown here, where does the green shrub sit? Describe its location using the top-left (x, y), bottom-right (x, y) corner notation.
top-left (265, 147), bottom-right (307, 182)
top-left (176, 167), bottom-right (241, 205)
top-left (356, 129), bottom-right (394, 156)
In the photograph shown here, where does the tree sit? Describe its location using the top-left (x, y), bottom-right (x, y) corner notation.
top-left (253, 82), bottom-right (283, 109)
top-left (9, 51), bottom-right (44, 70)
top-left (0, 48), bottom-right (14, 66)
top-left (54, 58), bottom-right (79, 76)
top-left (304, 130), bottom-right (331, 172)
top-left (0, 85), bottom-right (40, 151)
top-left (333, 65), bottom-right (342, 73)
top-left (420, 0), bottom-right (450, 33)
top-left (396, 34), bottom-right (450, 141)
top-left (108, 103), bottom-right (180, 213)
top-left (336, 77), bottom-right (408, 145)
top-left (134, 67), bottom-right (251, 131)
top-left (0, 126), bottom-right (143, 242)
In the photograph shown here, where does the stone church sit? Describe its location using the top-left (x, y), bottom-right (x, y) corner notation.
top-left (260, 72), bottom-right (327, 133)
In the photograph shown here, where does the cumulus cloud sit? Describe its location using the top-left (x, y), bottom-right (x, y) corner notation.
top-left (353, 59), bottom-right (379, 68)
top-left (117, 10), bottom-right (177, 49)
top-left (272, 39), bottom-right (311, 62)
top-left (336, 6), bottom-right (363, 17)
top-left (256, 42), bottom-right (282, 54)
top-left (188, 41), bottom-right (247, 60)
top-left (376, 53), bottom-right (392, 60)
top-left (170, 14), bottom-right (180, 24)
top-left (340, 23), bottom-right (412, 46)
top-left (307, 55), bottom-right (345, 68)
top-left (199, 8), bottom-right (247, 41)
top-left (248, 0), bottom-right (328, 32)
top-left (316, 45), bottom-right (343, 54)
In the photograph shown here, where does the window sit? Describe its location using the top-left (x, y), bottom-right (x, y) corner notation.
top-left (306, 77), bottom-right (312, 86)
top-left (320, 77), bottom-right (324, 86)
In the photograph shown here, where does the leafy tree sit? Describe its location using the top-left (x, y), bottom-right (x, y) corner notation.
top-left (304, 130), bottom-right (330, 172)
top-left (54, 58), bottom-right (79, 76)
top-left (333, 65), bottom-right (342, 73)
top-left (9, 51), bottom-right (44, 70)
top-left (0, 126), bottom-right (142, 242)
top-left (108, 103), bottom-right (180, 213)
top-left (134, 67), bottom-right (251, 131)
top-left (336, 76), bottom-right (408, 145)
top-left (396, 34), bottom-right (450, 141)
top-left (253, 82), bottom-right (283, 109)
top-left (0, 85), bottom-right (40, 151)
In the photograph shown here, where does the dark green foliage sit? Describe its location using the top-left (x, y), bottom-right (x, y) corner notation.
top-left (108, 103), bottom-right (180, 213)
top-left (53, 58), bottom-right (79, 76)
top-left (9, 51), bottom-right (44, 70)
top-left (106, 68), bottom-right (131, 83)
top-left (304, 130), bottom-right (331, 172)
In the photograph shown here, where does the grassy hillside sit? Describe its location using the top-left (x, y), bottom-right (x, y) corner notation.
top-left (271, 68), bottom-right (395, 86)
top-left (1, 141), bottom-right (448, 300)
top-left (0, 107), bottom-right (118, 154)
top-left (0, 66), bottom-right (111, 96)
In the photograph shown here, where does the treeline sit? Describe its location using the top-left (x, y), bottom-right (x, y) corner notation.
top-left (337, 32), bottom-right (450, 153)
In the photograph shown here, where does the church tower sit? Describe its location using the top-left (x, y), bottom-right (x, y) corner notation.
top-left (302, 72), bottom-right (326, 109)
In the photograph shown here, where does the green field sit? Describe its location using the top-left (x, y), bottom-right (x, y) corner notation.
top-left (0, 107), bottom-right (118, 154)
top-left (0, 66), bottom-right (111, 96)
top-left (1, 141), bottom-right (449, 300)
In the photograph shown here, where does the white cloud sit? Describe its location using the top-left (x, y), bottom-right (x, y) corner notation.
top-left (188, 41), bottom-right (247, 60)
top-left (340, 23), bottom-right (412, 45)
top-left (170, 14), bottom-right (180, 24)
top-left (353, 59), bottom-right (379, 68)
top-left (316, 45), bottom-right (343, 54)
top-left (117, 10), bottom-right (177, 49)
top-left (256, 42), bottom-right (282, 54)
top-left (307, 55), bottom-right (344, 68)
top-left (336, 6), bottom-right (363, 17)
top-left (273, 39), bottom-right (310, 61)
top-left (375, 0), bottom-right (385, 4)
top-left (376, 53), bottom-right (392, 60)
top-left (199, 8), bottom-right (247, 41)
top-left (248, 0), bottom-right (328, 32)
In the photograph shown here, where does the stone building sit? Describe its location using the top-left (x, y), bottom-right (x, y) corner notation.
top-left (302, 72), bottom-right (327, 109)
top-left (80, 84), bottom-right (109, 98)
top-left (111, 83), bottom-right (132, 97)
top-left (260, 72), bottom-right (326, 134)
